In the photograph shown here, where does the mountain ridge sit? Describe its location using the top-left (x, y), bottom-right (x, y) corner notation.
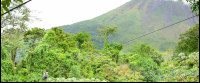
top-left (57, 0), bottom-right (199, 53)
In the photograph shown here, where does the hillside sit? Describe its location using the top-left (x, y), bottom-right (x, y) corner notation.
top-left (58, 0), bottom-right (199, 52)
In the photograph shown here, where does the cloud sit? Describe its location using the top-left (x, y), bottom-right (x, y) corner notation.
top-left (171, 0), bottom-right (189, 4)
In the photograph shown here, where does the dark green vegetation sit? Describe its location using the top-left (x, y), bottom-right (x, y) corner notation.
top-left (58, 0), bottom-right (199, 52)
top-left (1, 25), bottom-right (199, 82)
top-left (1, 0), bottom-right (199, 82)
top-left (180, 0), bottom-right (199, 15)
top-left (1, 0), bottom-right (23, 20)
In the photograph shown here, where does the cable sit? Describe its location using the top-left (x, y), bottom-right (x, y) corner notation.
top-left (1, 0), bottom-right (32, 16)
top-left (102, 15), bottom-right (198, 52)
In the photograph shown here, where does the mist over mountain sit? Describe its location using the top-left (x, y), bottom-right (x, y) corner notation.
top-left (58, 0), bottom-right (199, 52)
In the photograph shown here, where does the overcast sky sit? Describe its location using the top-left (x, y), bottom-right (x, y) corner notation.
top-left (25, 0), bottom-right (189, 30)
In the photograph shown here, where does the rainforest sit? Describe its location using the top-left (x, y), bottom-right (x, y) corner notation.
top-left (1, 0), bottom-right (199, 82)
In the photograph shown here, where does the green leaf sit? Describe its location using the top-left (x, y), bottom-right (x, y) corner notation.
top-left (1, 8), bottom-right (3, 20)
top-left (6, 0), bottom-right (11, 7)
top-left (2, 5), bottom-right (10, 15)
top-left (17, 0), bottom-right (23, 3)
top-left (1, 1), bottom-right (6, 7)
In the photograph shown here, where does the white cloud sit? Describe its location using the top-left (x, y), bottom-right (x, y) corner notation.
top-left (171, 0), bottom-right (189, 4)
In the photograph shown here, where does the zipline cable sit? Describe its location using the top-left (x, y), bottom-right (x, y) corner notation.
top-left (1, 0), bottom-right (32, 16)
top-left (102, 15), bottom-right (198, 52)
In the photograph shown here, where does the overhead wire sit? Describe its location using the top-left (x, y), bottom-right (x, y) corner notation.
top-left (102, 15), bottom-right (198, 52)
top-left (1, 0), bottom-right (32, 16)
top-left (1, 0), bottom-right (198, 56)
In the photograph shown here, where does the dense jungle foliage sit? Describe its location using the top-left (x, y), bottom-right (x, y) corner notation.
top-left (1, 0), bottom-right (199, 82)
top-left (1, 24), bottom-right (199, 82)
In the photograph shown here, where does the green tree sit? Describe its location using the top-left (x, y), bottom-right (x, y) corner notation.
top-left (161, 52), bottom-right (199, 82)
top-left (75, 29), bottom-right (92, 49)
top-left (132, 43), bottom-right (164, 66)
top-left (1, 28), bottom-right (25, 63)
top-left (1, 1), bottom-right (39, 63)
top-left (1, 0), bottom-right (23, 20)
top-left (1, 45), bottom-right (10, 60)
top-left (173, 23), bottom-right (199, 60)
top-left (97, 26), bottom-right (117, 49)
top-left (23, 27), bottom-right (46, 51)
top-left (180, 0), bottom-right (199, 16)
top-left (107, 43), bottom-right (123, 63)
top-left (1, 0), bottom-right (39, 29)
top-left (51, 27), bottom-right (66, 43)
top-left (125, 53), bottom-right (159, 82)
top-left (68, 65), bottom-right (82, 79)
top-left (163, 49), bottom-right (173, 65)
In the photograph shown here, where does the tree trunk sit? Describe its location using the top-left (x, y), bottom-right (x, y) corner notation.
top-left (116, 55), bottom-right (119, 63)
top-left (104, 35), bottom-right (108, 49)
top-left (11, 47), bottom-right (17, 63)
top-left (11, 50), bottom-right (14, 63)
top-left (195, 37), bottom-right (199, 50)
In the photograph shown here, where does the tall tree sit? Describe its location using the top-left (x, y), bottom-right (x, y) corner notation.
top-left (107, 43), bottom-right (123, 63)
top-left (97, 26), bottom-right (117, 49)
top-left (1, 28), bottom-right (24, 62)
top-left (1, 1), bottom-right (40, 63)
top-left (23, 27), bottom-right (46, 51)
